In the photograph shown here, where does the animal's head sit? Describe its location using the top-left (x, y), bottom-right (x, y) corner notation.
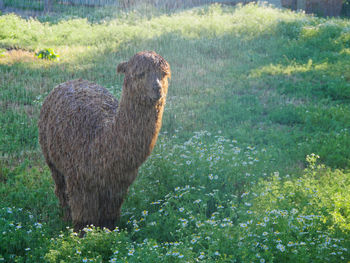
top-left (117, 51), bottom-right (171, 104)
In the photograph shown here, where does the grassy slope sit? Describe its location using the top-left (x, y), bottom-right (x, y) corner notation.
top-left (0, 3), bottom-right (349, 262)
top-left (1, 4), bottom-right (350, 168)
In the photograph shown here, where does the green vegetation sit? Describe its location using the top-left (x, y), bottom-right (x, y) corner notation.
top-left (35, 48), bottom-right (59, 60)
top-left (0, 3), bottom-right (349, 262)
top-left (2, 0), bottom-right (44, 11)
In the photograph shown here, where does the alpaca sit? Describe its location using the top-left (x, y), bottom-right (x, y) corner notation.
top-left (38, 51), bottom-right (171, 231)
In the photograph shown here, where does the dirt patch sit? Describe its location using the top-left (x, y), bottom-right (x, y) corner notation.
top-left (0, 49), bottom-right (37, 64)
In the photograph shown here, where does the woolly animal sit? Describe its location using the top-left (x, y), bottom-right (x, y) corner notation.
top-left (38, 51), bottom-right (171, 231)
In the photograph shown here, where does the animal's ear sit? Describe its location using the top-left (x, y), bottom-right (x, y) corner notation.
top-left (117, 61), bottom-right (128, 74)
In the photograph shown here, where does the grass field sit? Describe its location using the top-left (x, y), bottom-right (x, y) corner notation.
top-left (0, 3), bottom-right (349, 262)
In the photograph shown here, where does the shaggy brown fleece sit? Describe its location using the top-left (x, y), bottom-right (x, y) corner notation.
top-left (38, 51), bottom-right (170, 231)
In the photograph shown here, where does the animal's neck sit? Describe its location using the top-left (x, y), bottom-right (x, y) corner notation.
top-left (107, 87), bottom-right (165, 171)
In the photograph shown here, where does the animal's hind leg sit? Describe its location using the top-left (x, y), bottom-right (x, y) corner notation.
top-left (98, 191), bottom-right (125, 230)
top-left (48, 163), bottom-right (71, 221)
top-left (98, 179), bottom-right (134, 230)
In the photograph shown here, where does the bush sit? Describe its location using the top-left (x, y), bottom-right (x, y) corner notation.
top-left (234, 154), bottom-right (350, 262)
top-left (35, 48), bottom-right (59, 60)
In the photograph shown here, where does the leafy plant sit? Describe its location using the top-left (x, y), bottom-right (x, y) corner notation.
top-left (35, 48), bottom-right (59, 61)
top-left (234, 154), bottom-right (350, 262)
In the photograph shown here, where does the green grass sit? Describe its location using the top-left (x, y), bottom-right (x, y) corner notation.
top-left (0, 3), bottom-right (349, 262)
top-left (3, 0), bottom-right (44, 11)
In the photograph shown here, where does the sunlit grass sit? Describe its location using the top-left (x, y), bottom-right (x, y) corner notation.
top-left (0, 3), bottom-right (306, 50)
